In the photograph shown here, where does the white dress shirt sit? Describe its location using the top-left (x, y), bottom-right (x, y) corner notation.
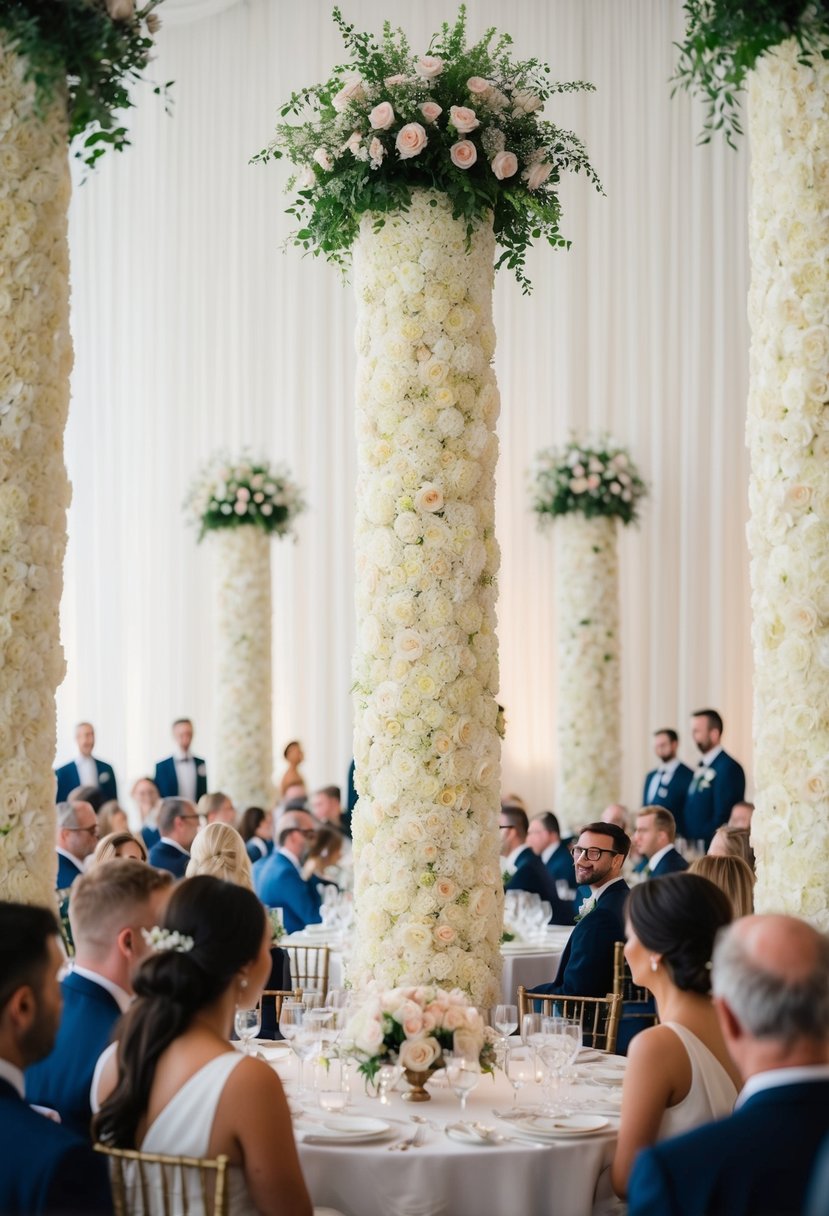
top-left (278, 846), bottom-right (303, 871)
top-left (75, 754), bottom-right (98, 788)
top-left (502, 845), bottom-right (527, 876)
top-left (647, 843), bottom-right (677, 872)
top-left (0, 1058), bottom-right (24, 1098)
top-left (541, 841), bottom-right (562, 865)
top-left (646, 757), bottom-right (681, 803)
top-left (174, 750), bottom-right (197, 803)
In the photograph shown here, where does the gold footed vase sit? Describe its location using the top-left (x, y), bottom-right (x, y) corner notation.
top-left (401, 1063), bottom-right (442, 1103)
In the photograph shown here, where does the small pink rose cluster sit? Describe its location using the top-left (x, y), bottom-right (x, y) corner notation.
top-left (345, 984), bottom-right (490, 1068)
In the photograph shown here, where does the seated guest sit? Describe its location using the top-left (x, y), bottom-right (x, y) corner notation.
top-left (727, 800), bottom-right (754, 830)
top-left (526, 811), bottom-right (577, 893)
top-left (97, 800), bottom-right (129, 839)
top-left (632, 807), bottom-right (688, 878)
top-left (641, 728), bottom-right (693, 836)
top-left (198, 790), bottom-right (237, 827)
top-left (0, 903), bottom-right (112, 1214)
top-left (628, 914), bottom-right (829, 1216)
top-left (68, 783), bottom-right (105, 812)
top-left (684, 708), bottom-right (745, 850)
top-left (689, 854), bottom-right (755, 917)
top-left (93, 876), bottom-right (314, 1216)
top-left (147, 797), bottom-right (200, 879)
top-left (132, 777), bottom-right (161, 851)
top-left (608, 873), bottom-right (739, 1198)
top-left (500, 805), bottom-right (568, 924)
top-left (708, 824), bottom-right (755, 871)
top-left (240, 805), bottom-right (275, 862)
top-left (153, 718), bottom-right (207, 803)
top-left (26, 861), bottom-right (173, 1137)
top-left (55, 720), bottom-right (118, 804)
top-left (93, 832), bottom-right (148, 865)
top-left (531, 822), bottom-right (630, 996)
top-left (311, 785), bottom-right (350, 837)
top-left (302, 825), bottom-right (347, 895)
top-left (186, 824), bottom-right (291, 1037)
top-left (254, 810), bottom-right (321, 934)
top-left (280, 739), bottom-right (306, 798)
top-left (56, 799), bottom-right (98, 892)
top-left (601, 804), bottom-right (629, 830)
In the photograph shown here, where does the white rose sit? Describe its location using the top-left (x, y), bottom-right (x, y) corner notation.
top-left (399, 1036), bottom-right (442, 1071)
top-left (415, 56), bottom-right (444, 80)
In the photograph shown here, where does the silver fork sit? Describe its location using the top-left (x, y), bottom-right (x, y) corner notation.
top-left (388, 1124), bottom-right (426, 1151)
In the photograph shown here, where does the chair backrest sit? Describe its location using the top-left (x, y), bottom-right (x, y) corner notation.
top-left (612, 940), bottom-right (654, 1005)
top-left (517, 986), bottom-right (622, 1054)
top-left (93, 1144), bottom-right (229, 1216)
top-left (283, 944), bottom-right (330, 997)
top-left (260, 987), bottom-right (303, 1029)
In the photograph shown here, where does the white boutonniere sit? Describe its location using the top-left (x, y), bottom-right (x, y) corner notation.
top-left (100, 771), bottom-right (111, 783)
top-left (575, 897), bottom-right (596, 922)
top-left (697, 767), bottom-right (716, 791)
top-left (197, 764), bottom-right (207, 777)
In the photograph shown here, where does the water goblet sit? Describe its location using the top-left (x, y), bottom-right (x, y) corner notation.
top-left (377, 1060), bottom-right (403, 1105)
top-left (493, 1004), bottom-right (518, 1049)
top-left (538, 1017), bottom-right (581, 1114)
top-left (234, 1005), bottom-right (261, 1056)
top-left (445, 1035), bottom-right (481, 1114)
top-left (505, 1046), bottom-right (534, 1105)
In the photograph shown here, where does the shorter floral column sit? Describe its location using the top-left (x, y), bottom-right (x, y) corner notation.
top-left (185, 454), bottom-right (304, 810)
top-left (531, 440), bottom-right (646, 832)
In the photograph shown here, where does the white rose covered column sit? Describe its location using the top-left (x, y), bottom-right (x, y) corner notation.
top-left (0, 42), bottom-right (71, 906)
top-left (554, 515), bottom-right (621, 830)
top-left (747, 44), bottom-right (829, 929)
top-left (211, 528), bottom-right (276, 810)
top-left (350, 190), bottom-right (503, 1007)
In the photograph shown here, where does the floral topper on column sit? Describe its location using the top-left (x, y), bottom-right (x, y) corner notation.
top-left (252, 4), bottom-right (603, 291)
top-left (184, 451), bottom-right (305, 542)
top-left (530, 438), bottom-right (647, 526)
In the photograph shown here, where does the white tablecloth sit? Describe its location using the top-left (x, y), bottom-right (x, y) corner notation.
top-left (270, 1049), bottom-right (620, 1216)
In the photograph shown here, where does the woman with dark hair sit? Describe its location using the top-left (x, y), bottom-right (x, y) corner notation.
top-left (608, 873), bottom-right (741, 1200)
top-left (93, 876), bottom-right (312, 1216)
top-left (239, 806), bottom-right (274, 863)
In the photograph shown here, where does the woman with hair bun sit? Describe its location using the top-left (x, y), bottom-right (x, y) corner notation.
top-left (92, 875), bottom-right (312, 1215)
top-left (608, 873), bottom-right (741, 1200)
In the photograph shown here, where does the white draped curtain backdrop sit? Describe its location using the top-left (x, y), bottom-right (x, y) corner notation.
top-left (59, 0), bottom-right (751, 816)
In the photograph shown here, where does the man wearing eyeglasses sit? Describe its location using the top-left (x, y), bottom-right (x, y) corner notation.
top-left (147, 797), bottom-right (201, 879)
top-left (253, 810), bottom-right (322, 934)
top-left (55, 801), bottom-right (98, 893)
top-left (530, 821), bottom-right (630, 997)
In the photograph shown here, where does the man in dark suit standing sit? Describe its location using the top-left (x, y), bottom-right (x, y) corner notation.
top-left (25, 861), bottom-right (173, 1138)
top-left (683, 708), bottom-right (746, 849)
top-left (0, 903), bottom-right (112, 1213)
top-left (147, 797), bottom-right (201, 879)
top-left (531, 822), bottom-right (630, 996)
top-left (629, 914), bottom-right (829, 1216)
top-left (500, 805), bottom-right (568, 924)
top-left (641, 728), bottom-right (693, 836)
top-left (154, 718), bottom-right (208, 803)
top-left (55, 721), bottom-right (118, 804)
top-left (632, 807), bottom-right (688, 877)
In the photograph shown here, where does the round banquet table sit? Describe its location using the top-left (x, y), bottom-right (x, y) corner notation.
top-left (267, 1046), bottom-right (622, 1216)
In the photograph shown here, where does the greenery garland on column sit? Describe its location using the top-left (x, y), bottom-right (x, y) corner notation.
top-left (531, 439), bottom-right (646, 833)
top-left (255, 6), bottom-right (602, 1004)
top-left (184, 453), bottom-right (305, 813)
top-left (676, 3), bottom-right (829, 929)
top-left (0, 1), bottom-right (167, 906)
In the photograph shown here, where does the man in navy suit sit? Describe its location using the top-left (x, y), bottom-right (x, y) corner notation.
top-left (683, 708), bottom-right (746, 849)
top-left (154, 718), bottom-right (208, 802)
top-left (632, 807), bottom-right (688, 878)
top-left (501, 806), bottom-right (569, 924)
top-left (629, 913), bottom-right (829, 1216)
top-left (527, 812), bottom-right (577, 892)
top-left (0, 902), bottom-right (112, 1213)
top-left (55, 800), bottom-right (98, 893)
top-left (531, 822), bottom-right (630, 996)
top-left (147, 797), bottom-right (201, 879)
top-left (55, 721), bottom-right (118, 805)
top-left (26, 860), bottom-right (173, 1138)
top-left (254, 809), bottom-right (322, 934)
top-left (641, 728), bottom-right (693, 837)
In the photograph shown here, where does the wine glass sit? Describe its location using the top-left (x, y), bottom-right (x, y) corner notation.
top-left (377, 1060), bottom-right (403, 1105)
top-left (234, 1005), bottom-right (261, 1055)
top-left (494, 1004), bottom-right (518, 1045)
top-left (538, 1017), bottom-right (581, 1113)
top-left (278, 1001), bottom-right (305, 1087)
top-left (505, 1046), bottom-right (534, 1106)
top-left (445, 1034), bottom-right (481, 1114)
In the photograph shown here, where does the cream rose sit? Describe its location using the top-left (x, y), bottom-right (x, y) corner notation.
top-left (369, 102), bottom-right (395, 131)
top-left (491, 150), bottom-right (518, 179)
top-left (421, 102), bottom-right (442, 123)
top-left (332, 78), bottom-right (366, 112)
top-left (414, 483), bottom-right (445, 513)
top-left (313, 147), bottom-right (333, 171)
top-left (415, 56), bottom-right (444, 80)
top-left (449, 106), bottom-right (479, 134)
top-left (399, 1036), bottom-right (442, 1072)
top-left (450, 140), bottom-right (477, 170)
top-left (467, 76), bottom-right (490, 94)
top-left (396, 123), bottom-right (428, 160)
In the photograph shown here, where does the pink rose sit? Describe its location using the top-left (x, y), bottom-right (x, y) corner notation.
top-left (525, 161), bottom-right (553, 190)
top-left (384, 74), bottom-right (408, 86)
top-left (313, 147), bottom-right (333, 171)
top-left (491, 150), bottom-right (518, 179)
top-left (450, 140), bottom-right (477, 170)
top-left (416, 56), bottom-right (444, 79)
top-left (368, 136), bottom-right (385, 167)
top-left (421, 101), bottom-right (443, 123)
top-left (434, 924), bottom-right (458, 946)
top-left (396, 122), bottom-right (428, 160)
top-left (106, 0), bottom-right (134, 18)
top-left (332, 78), bottom-right (365, 112)
top-left (343, 131), bottom-right (362, 155)
top-left (369, 101), bottom-right (395, 131)
top-left (467, 76), bottom-right (490, 94)
top-left (449, 105), bottom-right (479, 134)
top-left (442, 1003), bottom-right (466, 1029)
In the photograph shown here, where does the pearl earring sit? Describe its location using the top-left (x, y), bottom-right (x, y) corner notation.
top-left (240, 977), bottom-right (248, 990)
top-left (650, 958), bottom-right (658, 973)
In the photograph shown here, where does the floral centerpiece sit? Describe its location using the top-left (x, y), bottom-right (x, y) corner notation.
top-left (253, 4), bottom-right (601, 291)
top-left (184, 452), bottom-right (305, 810)
top-left (532, 439), bottom-right (646, 832)
top-left (345, 985), bottom-right (496, 1097)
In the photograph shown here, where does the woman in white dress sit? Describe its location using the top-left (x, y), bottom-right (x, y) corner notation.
top-left (93, 875), bottom-right (312, 1216)
top-left (609, 872), bottom-right (741, 1200)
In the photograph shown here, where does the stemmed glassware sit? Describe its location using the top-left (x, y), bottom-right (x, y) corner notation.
top-left (279, 1000), bottom-right (316, 1093)
top-left (234, 1005), bottom-right (261, 1055)
top-left (445, 1033), bottom-right (481, 1114)
top-left (537, 1017), bottom-right (581, 1114)
top-left (493, 1004), bottom-right (518, 1048)
top-left (505, 1046), bottom-right (534, 1106)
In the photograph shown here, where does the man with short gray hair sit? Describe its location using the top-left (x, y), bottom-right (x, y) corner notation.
top-left (253, 809), bottom-right (321, 933)
top-left (147, 796), bottom-right (201, 878)
top-left (628, 914), bottom-right (829, 1216)
top-left (55, 800), bottom-right (98, 892)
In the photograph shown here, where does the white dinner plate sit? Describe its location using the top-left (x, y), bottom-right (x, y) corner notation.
top-left (295, 1115), bottom-right (392, 1144)
top-left (589, 1067), bottom-right (626, 1087)
top-left (445, 1123), bottom-right (499, 1147)
top-left (500, 1113), bottom-right (610, 1138)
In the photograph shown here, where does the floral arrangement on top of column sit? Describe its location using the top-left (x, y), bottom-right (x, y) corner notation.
top-left (675, 3), bottom-right (829, 929)
top-left (184, 452), bottom-right (305, 812)
top-left (254, 5), bottom-right (601, 1005)
top-left (531, 439), bottom-right (646, 832)
top-left (0, 1), bottom-right (166, 907)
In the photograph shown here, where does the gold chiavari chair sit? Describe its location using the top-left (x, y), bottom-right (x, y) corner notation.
top-left (283, 944), bottom-right (330, 998)
top-left (517, 986), bottom-right (622, 1054)
top-left (613, 940), bottom-right (658, 1022)
top-left (93, 1144), bottom-right (229, 1216)
top-left (260, 987), bottom-right (303, 1030)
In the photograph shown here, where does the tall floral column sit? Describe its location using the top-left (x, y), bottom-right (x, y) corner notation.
top-left (185, 454), bottom-right (304, 811)
top-left (745, 43), bottom-right (829, 929)
top-left (0, 42), bottom-right (71, 906)
top-left (256, 9), bottom-right (601, 1004)
top-left (532, 441), bottom-right (646, 832)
